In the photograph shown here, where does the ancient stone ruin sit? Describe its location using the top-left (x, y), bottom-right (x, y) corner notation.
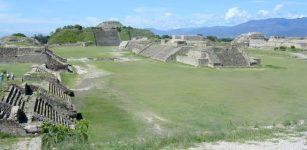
top-left (0, 65), bottom-right (80, 135)
top-left (232, 32), bottom-right (267, 48)
top-left (121, 35), bottom-right (260, 67)
top-left (0, 46), bottom-right (71, 72)
top-left (233, 32), bottom-right (307, 50)
top-left (94, 21), bottom-right (122, 46)
top-left (176, 46), bottom-right (260, 67)
top-left (0, 45), bottom-right (80, 135)
top-left (97, 21), bottom-right (123, 30)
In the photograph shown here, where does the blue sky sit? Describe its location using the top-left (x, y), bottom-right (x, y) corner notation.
top-left (0, 0), bottom-right (306, 36)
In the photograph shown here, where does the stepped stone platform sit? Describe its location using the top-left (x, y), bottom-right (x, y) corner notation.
top-left (123, 41), bottom-right (186, 62)
top-left (0, 47), bottom-right (71, 72)
top-left (94, 29), bottom-right (121, 46)
top-left (122, 38), bottom-right (260, 68)
top-left (176, 46), bottom-right (260, 68)
top-left (0, 81), bottom-right (80, 134)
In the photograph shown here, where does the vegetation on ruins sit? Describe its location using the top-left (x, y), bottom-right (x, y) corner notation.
top-left (0, 36), bottom-right (40, 46)
top-left (41, 120), bottom-right (90, 150)
top-left (119, 26), bottom-right (155, 41)
top-left (47, 24), bottom-right (155, 45)
top-left (48, 26), bottom-right (96, 45)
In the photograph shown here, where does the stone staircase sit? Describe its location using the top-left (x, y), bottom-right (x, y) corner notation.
top-left (33, 95), bottom-right (72, 126)
top-left (1, 85), bottom-right (26, 110)
top-left (0, 102), bottom-right (12, 119)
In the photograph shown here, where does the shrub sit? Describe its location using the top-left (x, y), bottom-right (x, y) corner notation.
top-left (291, 45), bottom-right (296, 49)
top-left (41, 120), bottom-right (91, 150)
top-left (279, 46), bottom-right (287, 51)
top-left (282, 120), bottom-right (291, 127)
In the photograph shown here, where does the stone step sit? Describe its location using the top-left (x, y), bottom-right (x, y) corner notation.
top-left (5, 86), bottom-right (15, 103)
top-left (9, 88), bottom-right (18, 105)
top-left (13, 91), bottom-right (21, 106)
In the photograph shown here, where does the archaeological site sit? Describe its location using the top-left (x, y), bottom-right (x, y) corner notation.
top-left (1, 1), bottom-right (307, 148)
top-left (120, 35), bottom-right (261, 67)
top-left (0, 39), bottom-right (80, 136)
top-left (233, 32), bottom-right (307, 50)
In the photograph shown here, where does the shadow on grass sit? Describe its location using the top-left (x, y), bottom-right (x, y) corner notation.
top-left (265, 65), bottom-right (286, 69)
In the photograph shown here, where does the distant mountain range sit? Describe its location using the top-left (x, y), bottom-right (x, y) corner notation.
top-left (150, 17), bottom-right (307, 38)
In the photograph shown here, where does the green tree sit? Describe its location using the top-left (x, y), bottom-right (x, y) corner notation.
top-left (12, 33), bottom-right (26, 37)
top-left (207, 35), bottom-right (218, 42)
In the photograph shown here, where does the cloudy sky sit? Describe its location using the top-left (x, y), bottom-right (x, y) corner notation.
top-left (0, 0), bottom-right (306, 36)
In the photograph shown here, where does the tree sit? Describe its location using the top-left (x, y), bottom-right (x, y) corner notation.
top-left (74, 24), bottom-right (83, 30)
top-left (12, 33), bottom-right (26, 37)
top-left (161, 35), bottom-right (171, 39)
top-left (207, 35), bottom-right (218, 42)
top-left (34, 34), bottom-right (50, 44)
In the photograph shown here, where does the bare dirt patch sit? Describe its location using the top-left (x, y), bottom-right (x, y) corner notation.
top-left (190, 132), bottom-right (307, 150)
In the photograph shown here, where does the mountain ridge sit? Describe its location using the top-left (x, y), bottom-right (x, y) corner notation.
top-left (150, 17), bottom-right (307, 38)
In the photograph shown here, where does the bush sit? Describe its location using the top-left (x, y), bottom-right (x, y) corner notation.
top-left (12, 33), bottom-right (26, 37)
top-left (291, 46), bottom-right (296, 49)
top-left (279, 46), bottom-right (287, 51)
top-left (161, 35), bottom-right (171, 39)
top-left (282, 120), bottom-right (291, 127)
top-left (41, 120), bottom-right (91, 150)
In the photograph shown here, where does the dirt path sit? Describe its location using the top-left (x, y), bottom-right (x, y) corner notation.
top-left (71, 57), bottom-right (167, 134)
top-left (72, 64), bottom-right (111, 91)
top-left (292, 52), bottom-right (307, 60)
top-left (189, 132), bottom-right (307, 150)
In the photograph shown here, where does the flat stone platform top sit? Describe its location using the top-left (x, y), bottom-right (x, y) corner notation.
top-left (97, 21), bottom-right (123, 29)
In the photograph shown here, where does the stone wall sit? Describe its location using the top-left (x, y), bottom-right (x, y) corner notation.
top-left (172, 35), bottom-right (205, 41)
top-left (267, 37), bottom-right (307, 50)
top-left (94, 29), bottom-right (121, 46)
top-left (0, 47), bottom-right (70, 71)
top-left (176, 56), bottom-right (209, 67)
top-left (23, 73), bottom-right (59, 83)
top-left (0, 120), bottom-right (26, 135)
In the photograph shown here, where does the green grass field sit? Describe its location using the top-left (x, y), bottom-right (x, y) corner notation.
top-left (52, 47), bottom-right (307, 148)
top-left (0, 63), bottom-right (32, 95)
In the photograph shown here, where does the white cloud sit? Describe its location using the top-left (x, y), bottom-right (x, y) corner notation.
top-left (257, 10), bottom-right (270, 17)
top-left (224, 7), bottom-right (251, 24)
top-left (274, 4), bottom-right (284, 13)
top-left (285, 13), bottom-right (305, 19)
